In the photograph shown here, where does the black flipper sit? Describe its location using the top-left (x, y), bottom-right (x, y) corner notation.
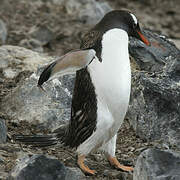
top-left (38, 61), bottom-right (57, 87)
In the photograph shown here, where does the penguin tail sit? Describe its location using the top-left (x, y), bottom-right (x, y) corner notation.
top-left (13, 125), bottom-right (67, 147)
top-left (13, 134), bottom-right (58, 147)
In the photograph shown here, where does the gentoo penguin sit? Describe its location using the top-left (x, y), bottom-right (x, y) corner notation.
top-left (17, 10), bottom-right (150, 175)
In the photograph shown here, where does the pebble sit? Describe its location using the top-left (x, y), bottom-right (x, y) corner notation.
top-left (0, 19), bottom-right (7, 44)
top-left (3, 68), bottom-right (19, 79)
top-left (29, 25), bottom-right (54, 46)
top-left (0, 118), bottom-right (7, 144)
top-left (65, 167), bottom-right (86, 180)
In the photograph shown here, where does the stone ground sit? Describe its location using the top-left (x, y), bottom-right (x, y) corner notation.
top-left (0, 0), bottom-right (180, 179)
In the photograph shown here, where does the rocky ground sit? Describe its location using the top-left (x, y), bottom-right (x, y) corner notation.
top-left (0, 0), bottom-right (180, 179)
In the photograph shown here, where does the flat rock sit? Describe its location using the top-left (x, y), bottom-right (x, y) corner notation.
top-left (0, 45), bottom-right (53, 79)
top-left (133, 148), bottom-right (180, 180)
top-left (0, 118), bottom-right (7, 143)
top-left (8, 154), bottom-right (67, 180)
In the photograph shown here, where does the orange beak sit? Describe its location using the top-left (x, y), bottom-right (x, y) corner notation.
top-left (137, 31), bottom-right (150, 46)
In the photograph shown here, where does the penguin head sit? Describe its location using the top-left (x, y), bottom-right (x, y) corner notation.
top-left (96, 10), bottom-right (150, 46)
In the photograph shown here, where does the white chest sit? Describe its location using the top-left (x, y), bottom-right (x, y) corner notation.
top-left (88, 29), bottom-right (131, 128)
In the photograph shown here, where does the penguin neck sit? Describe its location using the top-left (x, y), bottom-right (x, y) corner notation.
top-left (88, 28), bottom-right (130, 78)
top-left (101, 28), bottom-right (129, 65)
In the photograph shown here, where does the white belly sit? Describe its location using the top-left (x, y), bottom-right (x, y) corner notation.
top-left (88, 29), bottom-right (131, 141)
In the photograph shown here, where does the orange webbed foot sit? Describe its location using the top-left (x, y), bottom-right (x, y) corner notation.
top-left (77, 155), bottom-right (97, 175)
top-left (108, 156), bottom-right (134, 172)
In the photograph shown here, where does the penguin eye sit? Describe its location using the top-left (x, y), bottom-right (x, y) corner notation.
top-left (133, 23), bottom-right (137, 29)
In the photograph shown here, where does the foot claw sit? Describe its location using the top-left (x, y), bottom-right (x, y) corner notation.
top-left (116, 164), bottom-right (134, 172)
top-left (108, 156), bottom-right (133, 172)
top-left (84, 169), bottom-right (96, 175)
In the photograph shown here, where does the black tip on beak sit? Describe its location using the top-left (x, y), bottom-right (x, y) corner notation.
top-left (38, 61), bottom-right (56, 87)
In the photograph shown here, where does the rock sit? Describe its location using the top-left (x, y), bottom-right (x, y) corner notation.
top-left (8, 154), bottom-right (67, 180)
top-left (3, 68), bottom-right (20, 79)
top-left (0, 46), bottom-right (75, 131)
top-left (1, 71), bottom-right (74, 131)
top-left (64, 0), bottom-right (112, 25)
top-left (0, 156), bottom-right (4, 163)
top-left (0, 118), bottom-right (7, 143)
top-left (129, 29), bottom-right (180, 72)
top-left (51, 0), bottom-right (64, 5)
top-left (0, 58), bottom-right (8, 69)
top-left (127, 30), bottom-right (180, 148)
top-left (28, 25), bottom-right (54, 46)
top-left (133, 148), bottom-right (180, 180)
top-left (0, 143), bottom-right (21, 153)
top-left (0, 45), bottom-right (53, 77)
top-left (19, 38), bottom-right (44, 53)
top-left (8, 155), bottom-right (86, 180)
top-left (172, 39), bottom-right (180, 49)
top-left (103, 169), bottom-right (132, 179)
top-left (0, 172), bottom-right (8, 180)
top-left (65, 167), bottom-right (86, 180)
top-left (0, 19), bottom-right (7, 45)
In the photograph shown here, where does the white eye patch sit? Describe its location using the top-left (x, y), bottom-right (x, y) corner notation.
top-left (130, 13), bottom-right (138, 25)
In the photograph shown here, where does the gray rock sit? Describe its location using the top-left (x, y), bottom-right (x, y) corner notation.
top-left (19, 38), bottom-right (44, 53)
top-left (129, 29), bottom-right (180, 72)
top-left (172, 39), bottom-right (180, 49)
top-left (0, 58), bottom-right (9, 68)
top-left (51, 0), bottom-right (64, 5)
top-left (8, 154), bottom-right (67, 180)
top-left (103, 169), bottom-right (132, 179)
top-left (0, 46), bottom-right (74, 131)
top-left (0, 19), bottom-right (7, 45)
top-left (64, 0), bottom-right (112, 25)
top-left (28, 25), bottom-right (54, 46)
top-left (0, 118), bottom-right (7, 143)
top-left (1, 72), bottom-right (74, 131)
top-left (0, 172), bottom-right (8, 180)
top-left (65, 167), bottom-right (86, 180)
top-left (127, 30), bottom-right (180, 148)
top-left (0, 153), bottom-right (8, 179)
top-left (0, 156), bottom-right (4, 163)
top-left (133, 148), bottom-right (180, 180)
top-left (0, 77), bottom-right (4, 83)
top-left (3, 68), bottom-right (20, 79)
top-left (0, 45), bottom-right (53, 77)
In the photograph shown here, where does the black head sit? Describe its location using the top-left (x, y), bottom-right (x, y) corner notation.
top-left (95, 10), bottom-right (150, 45)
